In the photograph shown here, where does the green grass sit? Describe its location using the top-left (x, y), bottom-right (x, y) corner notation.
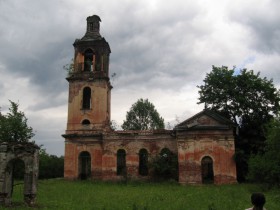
top-left (3, 179), bottom-right (280, 210)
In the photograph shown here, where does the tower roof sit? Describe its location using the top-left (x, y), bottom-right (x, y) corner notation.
top-left (72, 14), bottom-right (111, 56)
top-left (80, 15), bottom-right (102, 41)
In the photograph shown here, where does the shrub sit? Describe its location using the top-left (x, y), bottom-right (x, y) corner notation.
top-left (150, 148), bottom-right (178, 181)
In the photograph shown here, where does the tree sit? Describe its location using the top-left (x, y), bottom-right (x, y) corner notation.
top-left (122, 98), bottom-right (165, 130)
top-left (0, 100), bottom-right (34, 143)
top-left (197, 66), bottom-right (280, 126)
top-left (248, 116), bottom-right (280, 186)
top-left (150, 148), bottom-right (178, 181)
top-left (197, 66), bottom-right (280, 181)
top-left (39, 148), bottom-right (64, 179)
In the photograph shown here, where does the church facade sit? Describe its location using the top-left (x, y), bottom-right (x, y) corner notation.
top-left (63, 15), bottom-right (237, 184)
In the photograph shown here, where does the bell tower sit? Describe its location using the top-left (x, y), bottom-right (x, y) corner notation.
top-left (65, 15), bottom-right (112, 134)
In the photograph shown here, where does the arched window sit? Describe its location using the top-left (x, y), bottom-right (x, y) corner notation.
top-left (139, 149), bottom-right (148, 176)
top-left (82, 87), bottom-right (91, 109)
top-left (117, 149), bottom-right (126, 176)
top-left (160, 148), bottom-right (172, 169)
top-left (79, 151), bottom-right (91, 180)
top-left (201, 156), bottom-right (214, 184)
top-left (84, 49), bottom-right (93, 71)
top-left (155, 148), bottom-right (178, 180)
top-left (82, 119), bottom-right (90, 125)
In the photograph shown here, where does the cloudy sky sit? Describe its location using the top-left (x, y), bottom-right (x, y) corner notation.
top-left (0, 0), bottom-right (279, 156)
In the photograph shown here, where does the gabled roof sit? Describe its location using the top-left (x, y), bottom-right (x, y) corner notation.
top-left (175, 109), bottom-right (234, 131)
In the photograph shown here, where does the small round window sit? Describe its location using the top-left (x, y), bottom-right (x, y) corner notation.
top-left (82, 119), bottom-right (90, 125)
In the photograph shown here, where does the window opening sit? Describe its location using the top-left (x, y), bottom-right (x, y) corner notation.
top-left (117, 149), bottom-right (126, 176)
top-left (79, 151), bottom-right (91, 180)
top-left (84, 49), bottom-right (93, 71)
top-left (139, 149), bottom-right (148, 176)
top-left (156, 148), bottom-right (178, 180)
top-left (82, 87), bottom-right (91, 109)
top-left (90, 22), bottom-right (94, 31)
top-left (201, 156), bottom-right (214, 184)
top-left (82, 119), bottom-right (90, 125)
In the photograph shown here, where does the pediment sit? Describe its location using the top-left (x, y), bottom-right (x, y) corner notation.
top-left (175, 109), bottom-right (233, 130)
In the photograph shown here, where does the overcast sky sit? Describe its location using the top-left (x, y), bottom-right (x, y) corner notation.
top-left (0, 0), bottom-right (279, 156)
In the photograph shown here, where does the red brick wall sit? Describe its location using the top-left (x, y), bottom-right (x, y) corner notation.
top-left (64, 129), bottom-right (236, 184)
top-left (177, 130), bottom-right (236, 184)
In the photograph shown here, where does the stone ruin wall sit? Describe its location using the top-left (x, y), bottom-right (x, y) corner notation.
top-left (0, 142), bottom-right (39, 206)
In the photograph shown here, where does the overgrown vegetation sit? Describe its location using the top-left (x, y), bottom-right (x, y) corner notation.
top-left (248, 115), bottom-right (280, 187)
top-left (5, 180), bottom-right (280, 210)
top-left (63, 59), bottom-right (74, 75)
top-left (150, 148), bottom-right (178, 181)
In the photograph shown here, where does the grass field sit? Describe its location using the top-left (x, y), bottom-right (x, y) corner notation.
top-left (4, 179), bottom-right (280, 210)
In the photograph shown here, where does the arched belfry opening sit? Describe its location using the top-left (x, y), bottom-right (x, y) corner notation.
top-left (201, 156), bottom-right (214, 184)
top-left (71, 14), bottom-right (111, 77)
top-left (0, 142), bottom-right (39, 207)
top-left (84, 49), bottom-right (93, 72)
top-left (79, 151), bottom-right (91, 180)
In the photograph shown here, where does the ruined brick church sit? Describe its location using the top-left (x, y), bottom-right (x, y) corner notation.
top-left (63, 15), bottom-right (236, 184)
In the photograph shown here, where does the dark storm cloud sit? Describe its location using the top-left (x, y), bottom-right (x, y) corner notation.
top-left (108, 7), bottom-right (213, 91)
top-left (0, 0), bottom-right (75, 154)
top-left (0, 0), bottom-right (77, 112)
top-left (0, 39), bottom-right (71, 110)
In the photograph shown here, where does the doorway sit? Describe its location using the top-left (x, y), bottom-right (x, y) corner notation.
top-left (201, 156), bottom-right (214, 184)
top-left (79, 151), bottom-right (91, 180)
